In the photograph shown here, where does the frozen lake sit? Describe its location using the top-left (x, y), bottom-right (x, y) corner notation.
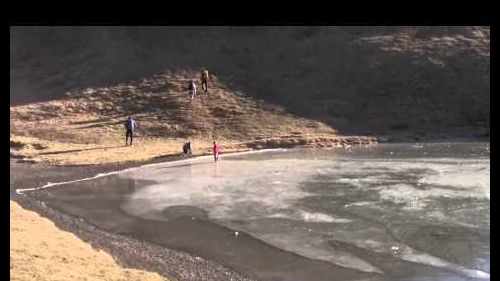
top-left (27, 143), bottom-right (490, 281)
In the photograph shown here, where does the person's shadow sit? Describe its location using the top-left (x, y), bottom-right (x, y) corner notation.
top-left (37, 145), bottom-right (124, 155)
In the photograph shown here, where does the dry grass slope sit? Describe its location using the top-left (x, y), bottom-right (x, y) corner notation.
top-left (11, 70), bottom-right (374, 165)
top-left (11, 26), bottom-right (489, 137)
top-left (10, 201), bottom-right (169, 281)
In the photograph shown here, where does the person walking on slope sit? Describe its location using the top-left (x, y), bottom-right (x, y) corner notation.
top-left (124, 116), bottom-right (137, 146)
top-left (183, 141), bottom-right (192, 157)
top-left (201, 69), bottom-right (209, 93)
top-left (213, 141), bottom-right (221, 162)
top-left (188, 80), bottom-right (197, 102)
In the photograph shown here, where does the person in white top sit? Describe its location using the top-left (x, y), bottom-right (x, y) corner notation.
top-left (188, 80), bottom-right (197, 102)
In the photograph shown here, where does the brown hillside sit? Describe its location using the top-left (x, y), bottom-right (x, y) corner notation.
top-left (10, 27), bottom-right (489, 165)
top-left (10, 26), bottom-right (489, 137)
top-left (11, 70), bottom-right (373, 165)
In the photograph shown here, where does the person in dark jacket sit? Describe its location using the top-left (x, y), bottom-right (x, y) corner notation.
top-left (124, 116), bottom-right (137, 146)
top-left (201, 69), bottom-right (209, 93)
top-left (183, 141), bottom-right (192, 157)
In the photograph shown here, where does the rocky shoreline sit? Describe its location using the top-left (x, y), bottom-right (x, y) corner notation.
top-left (11, 159), bottom-right (255, 281)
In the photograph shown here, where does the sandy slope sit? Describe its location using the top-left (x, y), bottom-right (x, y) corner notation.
top-left (10, 201), bottom-right (170, 281)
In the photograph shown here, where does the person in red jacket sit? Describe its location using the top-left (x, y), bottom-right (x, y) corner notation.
top-left (213, 141), bottom-right (221, 162)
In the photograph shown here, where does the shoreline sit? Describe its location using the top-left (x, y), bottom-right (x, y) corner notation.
top-left (14, 136), bottom-right (490, 194)
top-left (10, 196), bottom-right (255, 281)
top-left (11, 158), bottom-right (257, 281)
top-left (10, 132), bottom-right (489, 168)
top-left (10, 134), bottom-right (376, 166)
top-left (15, 147), bottom-right (289, 194)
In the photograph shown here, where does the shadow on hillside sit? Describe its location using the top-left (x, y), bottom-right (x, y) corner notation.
top-left (38, 145), bottom-right (125, 155)
top-left (11, 26), bottom-right (490, 138)
top-left (71, 116), bottom-right (127, 129)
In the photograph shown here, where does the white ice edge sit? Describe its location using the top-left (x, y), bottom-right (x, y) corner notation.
top-left (15, 148), bottom-right (288, 194)
top-left (399, 251), bottom-right (490, 279)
